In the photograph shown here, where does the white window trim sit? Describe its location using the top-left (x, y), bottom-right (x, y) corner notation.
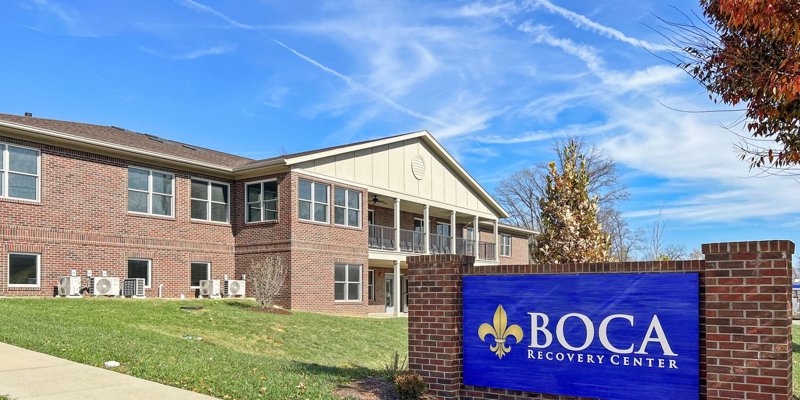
top-left (0, 143), bottom-right (41, 203)
top-left (127, 167), bottom-right (175, 218)
top-left (244, 178), bottom-right (279, 224)
top-left (299, 179), bottom-right (330, 224)
top-left (500, 234), bottom-right (512, 257)
top-left (127, 258), bottom-right (152, 289)
top-left (334, 263), bottom-right (362, 302)
top-left (334, 188), bottom-right (361, 228)
top-left (189, 261), bottom-right (211, 289)
top-left (368, 269), bottom-right (375, 301)
top-left (190, 177), bottom-right (230, 224)
top-left (8, 252), bottom-right (41, 288)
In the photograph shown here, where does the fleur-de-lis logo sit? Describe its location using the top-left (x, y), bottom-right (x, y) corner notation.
top-left (478, 305), bottom-right (524, 359)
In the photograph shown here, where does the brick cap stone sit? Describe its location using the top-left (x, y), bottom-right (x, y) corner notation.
top-left (701, 240), bottom-right (795, 255)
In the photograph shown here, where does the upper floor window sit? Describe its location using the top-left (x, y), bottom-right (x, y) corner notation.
top-left (500, 234), bottom-right (512, 257)
top-left (436, 222), bottom-right (451, 236)
top-left (298, 179), bottom-right (329, 223)
top-left (334, 188), bottom-right (361, 227)
top-left (128, 167), bottom-right (174, 216)
top-left (0, 144), bottom-right (40, 201)
top-left (246, 180), bottom-right (278, 223)
top-left (191, 179), bottom-right (229, 223)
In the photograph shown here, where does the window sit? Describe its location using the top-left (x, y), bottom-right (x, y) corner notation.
top-left (299, 179), bottom-right (329, 223)
top-left (334, 264), bottom-right (361, 301)
top-left (8, 253), bottom-right (40, 287)
top-left (246, 180), bottom-right (278, 223)
top-left (128, 167), bottom-right (174, 216)
top-left (334, 188), bottom-right (361, 227)
top-left (190, 262), bottom-right (211, 288)
top-left (368, 210), bottom-right (375, 225)
top-left (466, 227), bottom-right (475, 241)
top-left (414, 218), bottom-right (425, 232)
top-left (0, 144), bottom-right (40, 201)
top-left (436, 222), bottom-right (451, 236)
top-left (500, 234), bottom-right (512, 257)
top-left (191, 179), bottom-right (229, 223)
top-left (127, 259), bottom-right (151, 288)
top-left (368, 270), bottom-right (375, 301)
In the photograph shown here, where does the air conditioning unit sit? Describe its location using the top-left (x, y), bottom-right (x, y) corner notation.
top-left (57, 276), bottom-right (82, 298)
top-left (199, 279), bottom-right (221, 298)
top-left (122, 278), bottom-right (146, 298)
top-left (91, 277), bottom-right (120, 297)
top-left (224, 280), bottom-right (246, 297)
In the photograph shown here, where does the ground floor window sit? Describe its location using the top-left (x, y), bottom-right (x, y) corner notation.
top-left (368, 270), bottom-right (375, 301)
top-left (334, 264), bottom-right (361, 301)
top-left (8, 253), bottom-right (40, 287)
top-left (127, 259), bottom-right (151, 288)
top-left (190, 262), bottom-right (211, 288)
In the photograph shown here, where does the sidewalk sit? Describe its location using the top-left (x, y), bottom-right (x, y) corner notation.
top-left (0, 342), bottom-right (216, 399)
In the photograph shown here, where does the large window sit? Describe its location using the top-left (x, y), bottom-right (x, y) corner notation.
top-left (500, 234), bottom-right (512, 257)
top-left (191, 179), bottom-right (229, 223)
top-left (0, 144), bottom-right (40, 201)
top-left (436, 222), bottom-right (451, 236)
top-left (190, 262), bottom-right (211, 288)
top-left (127, 259), bottom-right (151, 288)
top-left (334, 264), bottom-right (361, 301)
top-left (128, 167), bottom-right (174, 216)
top-left (334, 188), bottom-right (361, 227)
top-left (8, 253), bottom-right (40, 287)
top-left (299, 179), bottom-right (329, 223)
top-left (246, 180), bottom-right (278, 223)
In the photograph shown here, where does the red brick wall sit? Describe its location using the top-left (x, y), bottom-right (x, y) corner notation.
top-left (0, 135), bottom-right (235, 298)
top-left (407, 240), bottom-right (794, 400)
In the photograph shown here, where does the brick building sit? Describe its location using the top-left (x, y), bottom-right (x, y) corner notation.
top-left (0, 112), bottom-right (533, 316)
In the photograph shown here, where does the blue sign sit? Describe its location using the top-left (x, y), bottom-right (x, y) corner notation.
top-left (463, 273), bottom-right (699, 400)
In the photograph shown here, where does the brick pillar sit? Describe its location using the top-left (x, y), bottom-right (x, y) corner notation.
top-left (407, 254), bottom-right (473, 399)
top-left (702, 240), bottom-right (795, 400)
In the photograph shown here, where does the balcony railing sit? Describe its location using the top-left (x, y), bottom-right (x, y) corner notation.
top-left (455, 237), bottom-right (475, 256)
top-left (478, 241), bottom-right (496, 261)
top-left (429, 233), bottom-right (451, 254)
top-left (399, 229), bottom-right (425, 253)
top-left (368, 224), bottom-right (395, 250)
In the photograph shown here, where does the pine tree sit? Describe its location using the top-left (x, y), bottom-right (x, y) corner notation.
top-left (532, 140), bottom-right (610, 263)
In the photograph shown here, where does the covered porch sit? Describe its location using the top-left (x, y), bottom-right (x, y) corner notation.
top-left (366, 258), bottom-right (408, 318)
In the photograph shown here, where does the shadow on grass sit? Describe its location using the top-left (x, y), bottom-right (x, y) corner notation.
top-left (291, 361), bottom-right (381, 380)
top-left (223, 300), bottom-right (256, 308)
top-left (793, 342), bottom-right (800, 353)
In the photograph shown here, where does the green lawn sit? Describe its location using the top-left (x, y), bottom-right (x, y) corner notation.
top-left (0, 298), bottom-right (407, 400)
top-left (794, 325), bottom-right (800, 394)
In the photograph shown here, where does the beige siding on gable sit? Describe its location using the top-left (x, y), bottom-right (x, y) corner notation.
top-left (295, 138), bottom-right (496, 217)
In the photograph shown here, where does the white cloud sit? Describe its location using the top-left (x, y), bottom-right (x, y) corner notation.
top-left (28, 0), bottom-right (96, 37)
top-left (140, 44), bottom-right (235, 60)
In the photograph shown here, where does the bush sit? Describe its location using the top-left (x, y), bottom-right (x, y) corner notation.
top-left (394, 372), bottom-right (426, 400)
top-left (248, 257), bottom-right (288, 308)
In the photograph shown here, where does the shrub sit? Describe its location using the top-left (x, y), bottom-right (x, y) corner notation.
top-left (394, 372), bottom-right (426, 400)
top-left (248, 257), bottom-right (288, 308)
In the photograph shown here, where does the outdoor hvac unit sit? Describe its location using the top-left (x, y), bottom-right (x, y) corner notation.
top-left (57, 276), bottom-right (82, 298)
top-left (199, 279), bottom-right (221, 298)
top-left (122, 278), bottom-right (146, 298)
top-left (224, 280), bottom-right (246, 297)
top-left (91, 277), bottom-right (120, 297)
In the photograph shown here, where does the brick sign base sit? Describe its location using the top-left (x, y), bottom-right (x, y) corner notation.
top-left (407, 240), bottom-right (795, 400)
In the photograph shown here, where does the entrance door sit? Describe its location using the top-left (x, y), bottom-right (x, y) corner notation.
top-left (385, 273), bottom-right (395, 314)
top-left (401, 276), bottom-right (408, 313)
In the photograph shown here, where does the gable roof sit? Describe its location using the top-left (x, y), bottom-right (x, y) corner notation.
top-left (0, 113), bottom-right (253, 169)
top-left (0, 113), bottom-right (508, 218)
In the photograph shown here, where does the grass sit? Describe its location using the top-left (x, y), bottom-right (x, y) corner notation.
top-left (0, 298), bottom-right (407, 399)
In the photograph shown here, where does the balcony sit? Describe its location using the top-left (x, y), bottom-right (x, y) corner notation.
top-left (369, 223), bottom-right (497, 262)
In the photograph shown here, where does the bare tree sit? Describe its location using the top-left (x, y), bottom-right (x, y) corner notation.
top-left (248, 257), bottom-right (288, 308)
top-left (644, 210), bottom-right (687, 261)
top-left (604, 209), bottom-right (643, 262)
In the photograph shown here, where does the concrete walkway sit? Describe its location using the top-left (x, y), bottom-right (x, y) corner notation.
top-left (0, 342), bottom-right (216, 399)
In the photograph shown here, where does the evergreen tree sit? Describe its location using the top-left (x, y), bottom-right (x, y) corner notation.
top-left (532, 140), bottom-right (610, 263)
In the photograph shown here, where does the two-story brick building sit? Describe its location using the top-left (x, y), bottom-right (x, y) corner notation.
top-left (0, 112), bottom-right (533, 316)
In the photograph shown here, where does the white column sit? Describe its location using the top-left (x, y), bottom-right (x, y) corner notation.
top-left (473, 215), bottom-right (480, 259)
top-left (393, 260), bottom-right (401, 317)
top-left (394, 198), bottom-right (401, 252)
top-left (493, 219), bottom-right (500, 262)
top-left (450, 210), bottom-right (457, 254)
top-left (423, 205), bottom-right (430, 255)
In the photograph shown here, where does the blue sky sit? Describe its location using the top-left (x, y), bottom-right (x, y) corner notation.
top-left (1, 0), bottom-right (798, 257)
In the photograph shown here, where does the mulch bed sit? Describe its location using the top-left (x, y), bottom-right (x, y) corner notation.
top-left (334, 376), bottom-right (398, 400)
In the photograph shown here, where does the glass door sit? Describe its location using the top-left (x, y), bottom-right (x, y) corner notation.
top-left (385, 273), bottom-right (394, 314)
